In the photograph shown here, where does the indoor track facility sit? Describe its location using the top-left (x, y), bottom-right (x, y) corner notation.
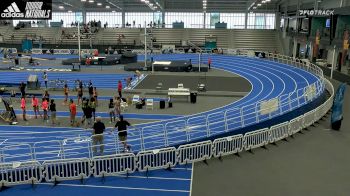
top-left (0, 0), bottom-right (350, 195)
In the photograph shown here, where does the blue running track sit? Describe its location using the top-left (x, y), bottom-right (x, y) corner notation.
top-left (0, 54), bottom-right (321, 161)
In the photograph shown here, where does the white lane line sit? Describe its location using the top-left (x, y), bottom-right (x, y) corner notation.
top-left (0, 139), bottom-right (8, 145)
top-left (189, 163), bottom-right (194, 196)
top-left (38, 183), bottom-right (190, 193)
top-left (116, 175), bottom-right (191, 181)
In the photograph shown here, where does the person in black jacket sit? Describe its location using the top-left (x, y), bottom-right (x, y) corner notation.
top-left (49, 99), bottom-right (57, 125)
top-left (92, 116), bottom-right (105, 155)
top-left (113, 115), bottom-right (131, 152)
top-left (19, 82), bottom-right (26, 97)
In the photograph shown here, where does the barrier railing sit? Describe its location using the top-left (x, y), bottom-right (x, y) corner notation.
top-left (0, 77), bottom-right (334, 187)
top-left (0, 51), bottom-right (335, 187)
top-left (1, 51), bottom-right (325, 162)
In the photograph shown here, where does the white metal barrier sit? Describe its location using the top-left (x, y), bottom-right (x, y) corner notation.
top-left (0, 53), bottom-right (335, 187)
top-left (42, 158), bottom-right (91, 182)
top-left (0, 161), bottom-right (42, 187)
top-left (177, 141), bottom-right (212, 164)
top-left (243, 128), bottom-right (270, 150)
top-left (213, 134), bottom-right (244, 157)
top-left (269, 122), bottom-right (290, 143)
top-left (136, 147), bottom-right (177, 172)
top-left (289, 116), bottom-right (304, 135)
top-left (303, 109), bottom-right (316, 128)
top-left (92, 153), bottom-right (136, 177)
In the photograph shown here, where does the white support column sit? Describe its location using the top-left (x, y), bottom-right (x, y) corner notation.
top-left (293, 38), bottom-right (298, 59)
top-left (78, 23), bottom-right (81, 63)
top-left (122, 11), bottom-right (125, 28)
top-left (144, 21), bottom-right (149, 71)
top-left (203, 12), bottom-right (206, 29)
top-left (245, 11), bottom-right (248, 29)
top-left (331, 45), bottom-right (336, 79)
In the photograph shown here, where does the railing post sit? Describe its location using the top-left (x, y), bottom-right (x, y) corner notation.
top-left (240, 108), bottom-right (245, 127)
top-left (140, 128), bottom-right (145, 151)
top-left (224, 110), bottom-right (228, 132)
top-left (206, 115), bottom-right (211, 137)
top-left (288, 92), bottom-right (292, 112)
top-left (163, 125), bottom-right (168, 147)
top-left (255, 103), bottom-right (259, 123)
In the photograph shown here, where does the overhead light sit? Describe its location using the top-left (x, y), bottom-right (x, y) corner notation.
top-left (257, 3), bottom-right (262, 6)
top-left (68, 10), bottom-right (72, 13)
top-left (81, 0), bottom-right (86, 1)
top-left (141, 0), bottom-right (145, 1)
top-left (266, 0), bottom-right (271, 1)
top-left (112, 10), bottom-right (116, 12)
top-left (253, 7), bottom-right (257, 9)
top-left (106, 5), bottom-right (110, 8)
top-left (58, 5), bottom-right (64, 9)
top-left (88, 0), bottom-right (94, 3)
top-left (262, 0), bottom-right (266, 3)
top-left (97, 3), bottom-right (102, 6)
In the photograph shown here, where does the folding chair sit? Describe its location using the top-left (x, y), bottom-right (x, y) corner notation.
top-left (121, 100), bottom-right (128, 112)
top-left (146, 99), bottom-right (154, 110)
top-left (132, 95), bottom-right (140, 105)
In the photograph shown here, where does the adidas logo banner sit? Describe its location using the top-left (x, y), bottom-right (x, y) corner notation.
top-left (0, 0), bottom-right (52, 20)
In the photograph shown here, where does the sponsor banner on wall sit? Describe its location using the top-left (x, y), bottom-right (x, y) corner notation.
top-left (299, 9), bottom-right (334, 16)
top-left (260, 98), bottom-right (279, 115)
top-left (0, 0), bottom-right (52, 20)
top-left (305, 83), bottom-right (317, 101)
top-left (331, 83), bottom-right (347, 123)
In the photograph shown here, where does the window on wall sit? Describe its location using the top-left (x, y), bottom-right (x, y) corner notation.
top-left (125, 12), bottom-right (154, 28)
top-left (221, 13), bottom-right (246, 29)
top-left (49, 12), bottom-right (76, 27)
top-left (248, 13), bottom-right (275, 29)
top-left (205, 13), bottom-right (246, 29)
top-left (86, 12), bottom-right (122, 28)
top-left (165, 12), bottom-right (204, 28)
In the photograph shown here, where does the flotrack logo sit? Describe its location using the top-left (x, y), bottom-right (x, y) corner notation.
top-left (299, 9), bottom-right (335, 16)
top-left (1, 2), bottom-right (24, 18)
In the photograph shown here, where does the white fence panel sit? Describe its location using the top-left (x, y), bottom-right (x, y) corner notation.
top-left (243, 128), bottom-right (270, 150)
top-left (0, 161), bottom-right (42, 187)
top-left (289, 116), bottom-right (304, 135)
top-left (269, 122), bottom-right (290, 143)
top-left (92, 153), bottom-right (136, 177)
top-left (213, 134), bottom-right (243, 157)
top-left (178, 141), bottom-right (212, 164)
top-left (303, 110), bottom-right (316, 128)
top-left (43, 158), bottom-right (91, 182)
top-left (136, 147), bottom-right (177, 172)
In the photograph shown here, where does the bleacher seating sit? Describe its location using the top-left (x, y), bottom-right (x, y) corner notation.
top-left (232, 29), bottom-right (279, 51)
top-left (1, 27), bottom-right (279, 52)
top-left (4, 27), bottom-right (59, 44)
top-left (60, 27), bottom-right (97, 45)
top-left (97, 28), bottom-right (142, 45)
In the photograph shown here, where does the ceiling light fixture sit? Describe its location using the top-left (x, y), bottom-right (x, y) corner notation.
top-left (97, 3), bottom-right (102, 6)
top-left (106, 5), bottom-right (110, 8)
top-left (81, 0), bottom-right (86, 2)
top-left (88, 0), bottom-right (94, 3)
top-left (58, 5), bottom-right (64, 9)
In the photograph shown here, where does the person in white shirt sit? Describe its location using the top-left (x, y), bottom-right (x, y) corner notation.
top-left (43, 71), bottom-right (48, 89)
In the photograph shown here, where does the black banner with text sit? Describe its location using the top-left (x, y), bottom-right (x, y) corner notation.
top-left (0, 0), bottom-right (52, 20)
